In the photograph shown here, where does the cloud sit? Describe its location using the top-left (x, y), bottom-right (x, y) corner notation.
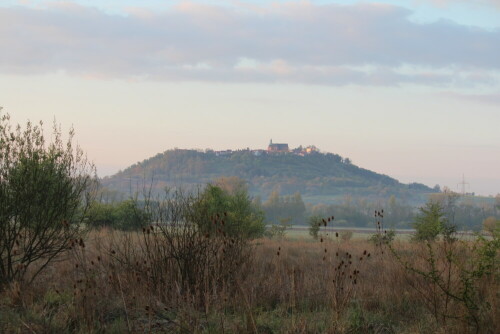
top-left (420, 0), bottom-right (500, 8)
top-left (440, 91), bottom-right (500, 105)
top-left (0, 2), bottom-right (499, 86)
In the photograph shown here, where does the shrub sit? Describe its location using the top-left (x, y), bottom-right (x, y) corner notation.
top-left (265, 217), bottom-right (291, 240)
top-left (482, 216), bottom-right (499, 236)
top-left (308, 215), bottom-right (322, 240)
top-left (390, 229), bottom-right (500, 332)
top-left (369, 229), bottom-right (395, 245)
top-left (412, 202), bottom-right (450, 242)
top-left (0, 110), bottom-right (96, 286)
top-left (192, 183), bottom-right (265, 239)
top-left (87, 199), bottom-right (149, 231)
top-left (139, 188), bottom-right (251, 308)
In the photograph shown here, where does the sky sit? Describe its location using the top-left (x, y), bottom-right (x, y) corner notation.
top-left (1, 0), bottom-right (499, 196)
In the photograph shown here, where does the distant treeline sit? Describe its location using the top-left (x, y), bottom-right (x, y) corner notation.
top-left (257, 189), bottom-right (498, 230)
top-left (93, 178), bottom-right (499, 232)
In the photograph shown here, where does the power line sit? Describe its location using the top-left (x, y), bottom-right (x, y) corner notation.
top-left (457, 174), bottom-right (470, 196)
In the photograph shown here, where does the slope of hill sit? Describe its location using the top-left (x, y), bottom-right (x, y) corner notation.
top-left (101, 149), bottom-right (436, 204)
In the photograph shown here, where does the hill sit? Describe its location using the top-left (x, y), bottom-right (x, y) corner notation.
top-left (101, 148), bottom-right (436, 205)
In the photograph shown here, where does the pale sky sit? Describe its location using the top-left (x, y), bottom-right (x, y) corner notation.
top-left (1, 0), bottom-right (499, 196)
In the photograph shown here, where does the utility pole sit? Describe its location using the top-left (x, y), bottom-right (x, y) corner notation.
top-left (457, 174), bottom-right (470, 196)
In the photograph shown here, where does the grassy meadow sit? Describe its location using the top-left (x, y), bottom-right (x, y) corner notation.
top-left (0, 228), bottom-right (498, 334)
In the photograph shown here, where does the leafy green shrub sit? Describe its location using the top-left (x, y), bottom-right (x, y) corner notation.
top-left (390, 230), bottom-right (500, 332)
top-left (192, 183), bottom-right (265, 239)
top-left (87, 199), bottom-right (149, 231)
top-left (0, 110), bottom-right (96, 286)
top-left (412, 202), bottom-right (450, 242)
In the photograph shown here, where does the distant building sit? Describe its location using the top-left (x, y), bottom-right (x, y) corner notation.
top-left (305, 145), bottom-right (318, 154)
top-left (267, 139), bottom-right (289, 153)
top-left (215, 150), bottom-right (233, 156)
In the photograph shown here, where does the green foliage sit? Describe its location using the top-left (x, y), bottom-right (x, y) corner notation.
top-left (427, 189), bottom-right (498, 231)
top-left (412, 202), bottom-right (450, 242)
top-left (87, 199), bottom-right (149, 231)
top-left (102, 149), bottom-right (500, 230)
top-left (475, 233), bottom-right (500, 275)
top-left (391, 197), bottom-right (499, 331)
top-left (0, 110), bottom-right (96, 285)
top-left (389, 231), bottom-right (500, 332)
top-left (308, 215), bottom-right (322, 240)
top-left (193, 183), bottom-right (265, 239)
top-left (102, 148), bottom-right (435, 206)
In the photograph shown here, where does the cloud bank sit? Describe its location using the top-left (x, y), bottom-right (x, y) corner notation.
top-left (423, 0), bottom-right (500, 8)
top-left (1, 2), bottom-right (499, 86)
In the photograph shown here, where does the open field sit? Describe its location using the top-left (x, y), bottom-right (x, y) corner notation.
top-left (282, 226), bottom-right (483, 242)
top-left (284, 227), bottom-right (415, 241)
top-left (0, 229), bottom-right (498, 334)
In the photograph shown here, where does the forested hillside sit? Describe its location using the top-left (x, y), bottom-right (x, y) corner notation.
top-left (101, 149), bottom-right (436, 205)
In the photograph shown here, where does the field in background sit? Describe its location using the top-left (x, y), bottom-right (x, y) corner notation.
top-left (284, 227), bottom-right (415, 241)
top-left (284, 226), bottom-right (485, 242)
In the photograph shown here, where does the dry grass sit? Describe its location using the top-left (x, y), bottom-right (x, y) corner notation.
top-left (0, 229), bottom-right (498, 334)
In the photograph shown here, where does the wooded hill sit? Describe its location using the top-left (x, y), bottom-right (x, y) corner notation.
top-left (101, 149), bottom-right (436, 205)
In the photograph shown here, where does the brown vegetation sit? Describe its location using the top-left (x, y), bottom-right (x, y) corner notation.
top-left (0, 228), bottom-right (498, 334)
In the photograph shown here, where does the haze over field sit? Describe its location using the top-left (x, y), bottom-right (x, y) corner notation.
top-left (1, 0), bottom-right (499, 195)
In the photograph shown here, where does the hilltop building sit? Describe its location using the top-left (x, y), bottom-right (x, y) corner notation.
top-left (267, 139), bottom-right (289, 153)
top-left (214, 141), bottom-right (318, 157)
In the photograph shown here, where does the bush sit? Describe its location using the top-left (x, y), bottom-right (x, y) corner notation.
top-left (482, 216), bottom-right (499, 236)
top-left (389, 232), bottom-right (500, 332)
top-left (308, 215), bottom-right (322, 240)
top-left (265, 217), bottom-right (291, 240)
top-left (412, 201), bottom-right (451, 242)
top-left (369, 229), bottom-right (396, 245)
top-left (192, 183), bottom-right (265, 239)
top-left (0, 110), bottom-right (96, 286)
top-left (87, 199), bottom-right (149, 231)
top-left (138, 188), bottom-right (251, 307)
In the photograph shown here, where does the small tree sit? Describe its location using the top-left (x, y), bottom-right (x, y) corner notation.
top-left (413, 201), bottom-right (448, 242)
top-left (0, 110), bottom-right (96, 286)
top-left (308, 215), bottom-right (322, 240)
